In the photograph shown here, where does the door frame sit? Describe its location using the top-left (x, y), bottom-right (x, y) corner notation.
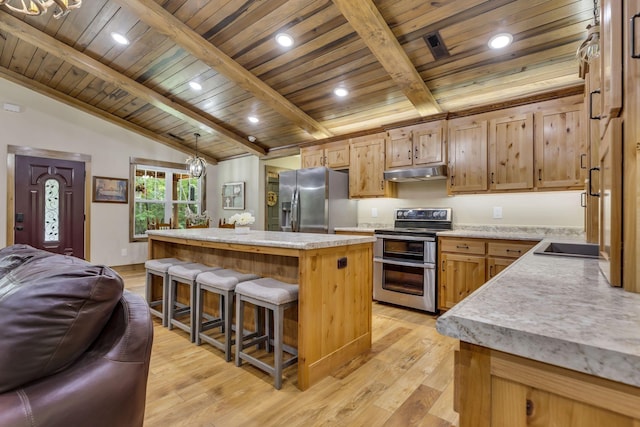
top-left (6, 145), bottom-right (92, 260)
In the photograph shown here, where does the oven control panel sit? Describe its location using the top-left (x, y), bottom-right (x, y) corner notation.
top-left (395, 208), bottom-right (452, 222)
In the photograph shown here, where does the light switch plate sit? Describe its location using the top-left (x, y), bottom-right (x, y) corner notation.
top-left (493, 207), bottom-right (503, 219)
top-left (371, 208), bottom-right (378, 218)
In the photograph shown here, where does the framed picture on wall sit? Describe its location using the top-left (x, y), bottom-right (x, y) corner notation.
top-left (93, 176), bottom-right (128, 203)
top-left (222, 181), bottom-right (244, 210)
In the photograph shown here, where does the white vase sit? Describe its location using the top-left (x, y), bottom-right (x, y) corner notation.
top-left (235, 226), bottom-right (250, 234)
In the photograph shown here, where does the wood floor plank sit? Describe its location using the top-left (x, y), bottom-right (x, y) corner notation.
top-left (117, 266), bottom-right (459, 426)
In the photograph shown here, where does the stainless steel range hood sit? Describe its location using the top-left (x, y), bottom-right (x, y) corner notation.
top-left (383, 165), bottom-right (447, 182)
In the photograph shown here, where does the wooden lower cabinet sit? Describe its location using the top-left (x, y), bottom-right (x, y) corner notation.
top-left (456, 342), bottom-right (640, 427)
top-left (439, 237), bottom-right (537, 310)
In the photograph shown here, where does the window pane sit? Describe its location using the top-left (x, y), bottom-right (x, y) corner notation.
top-left (134, 202), bottom-right (165, 236)
top-left (44, 179), bottom-right (59, 242)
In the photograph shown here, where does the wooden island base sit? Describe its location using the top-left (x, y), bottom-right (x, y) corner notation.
top-left (148, 232), bottom-right (373, 390)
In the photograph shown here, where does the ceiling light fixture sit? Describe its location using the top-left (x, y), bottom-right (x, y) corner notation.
top-left (334, 88), bottom-right (349, 97)
top-left (576, 0), bottom-right (600, 64)
top-left (189, 81), bottom-right (202, 91)
top-left (186, 132), bottom-right (207, 179)
top-left (275, 33), bottom-right (294, 47)
top-left (111, 32), bottom-right (130, 46)
top-left (0, 0), bottom-right (81, 19)
top-left (488, 33), bottom-right (513, 49)
top-left (248, 116), bottom-right (259, 124)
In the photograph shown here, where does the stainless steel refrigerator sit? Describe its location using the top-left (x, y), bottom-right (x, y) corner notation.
top-left (279, 167), bottom-right (357, 233)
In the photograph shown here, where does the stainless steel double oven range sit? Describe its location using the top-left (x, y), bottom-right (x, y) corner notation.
top-left (374, 208), bottom-right (452, 313)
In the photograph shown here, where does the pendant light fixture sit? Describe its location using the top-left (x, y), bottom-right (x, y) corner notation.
top-left (0, 0), bottom-right (81, 19)
top-left (186, 132), bottom-right (207, 178)
top-left (576, 0), bottom-right (600, 64)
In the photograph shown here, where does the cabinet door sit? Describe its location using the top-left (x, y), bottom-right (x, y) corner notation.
top-left (534, 105), bottom-right (587, 189)
top-left (350, 134), bottom-right (395, 198)
top-left (448, 119), bottom-right (488, 192)
top-left (486, 257), bottom-right (514, 280)
top-left (413, 121), bottom-right (445, 166)
top-left (300, 147), bottom-right (325, 168)
top-left (325, 143), bottom-right (350, 169)
top-left (600, 0), bottom-right (623, 130)
top-left (386, 128), bottom-right (413, 169)
top-left (599, 118), bottom-right (623, 287)
top-left (488, 113), bottom-right (534, 190)
top-left (439, 253), bottom-right (485, 310)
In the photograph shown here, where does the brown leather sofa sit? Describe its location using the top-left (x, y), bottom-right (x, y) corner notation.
top-left (0, 245), bottom-right (153, 427)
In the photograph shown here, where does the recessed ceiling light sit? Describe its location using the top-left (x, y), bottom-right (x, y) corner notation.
top-left (248, 116), bottom-right (259, 124)
top-left (488, 33), bottom-right (513, 49)
top-left (189, 81), bottom-right (202, 91)
top-left (275, 33), bottom-right (294, 47)
top-left (111, 32), bottom-right (129, 45)
top-left (334, 88), bottom-right (349, 97)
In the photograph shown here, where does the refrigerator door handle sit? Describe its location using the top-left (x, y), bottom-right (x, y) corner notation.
top-left (291, 188), bottom-right (299, 232)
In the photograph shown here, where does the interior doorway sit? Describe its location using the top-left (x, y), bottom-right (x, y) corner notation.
top-left (264, 166), bottom-right (290, 231)
top-left (7, 145), bottom-right (91, 259)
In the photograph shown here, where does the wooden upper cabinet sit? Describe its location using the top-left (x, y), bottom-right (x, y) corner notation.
top-left (386, 121), bottom-right (446, 169)
top-left (534, 104), bottom-right (587, 189)
top-left (386, 127), bottom-right (413, 168)
top-left (489, 113), bottom-right (534, 191)
top-left (600, 0), bottom-right (623, 131)
top-left (300, 146), bottom-right (325, 168)
top-left (448, 118), bottom-right (488, 193)
top-left (300, 140), bottom-right (349, 169)
top-left (413, 121), bottom-right (446, 166)
top-left (350, 133), bottom-right (396, 198)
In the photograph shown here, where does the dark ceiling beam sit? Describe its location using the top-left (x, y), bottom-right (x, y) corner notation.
top-left (331, 0), bottom-right (443, 116)
top-left (0, 66), bottom-right (219, 164)
top-left (112, 0), bottom-right (334, 140)
top-left (0, 12), bottom-right (265, 157)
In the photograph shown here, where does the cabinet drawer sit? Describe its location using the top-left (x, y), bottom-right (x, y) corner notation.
top-left (441, 239), bottom-right (486, 255)
top-left (487, 241), bottom-right (536, 258)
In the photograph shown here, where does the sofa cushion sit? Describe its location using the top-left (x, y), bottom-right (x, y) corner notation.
top-left (0, 245), bottom-right (124, 393)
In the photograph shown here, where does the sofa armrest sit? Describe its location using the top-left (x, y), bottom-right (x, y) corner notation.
top-left (0, 291), bottom-right (154, 427)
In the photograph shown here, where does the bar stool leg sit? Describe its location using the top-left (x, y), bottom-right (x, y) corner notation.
top-left (223, 289), bottom-right (234, 362)
top-left (274, 305), bottom-right (284, 390)
top-left (195, 286), bottom-right (204, 345)
top-left (167, 278), bottom-right (176, 331)
top-left (235, 294), bottom-right (244, 367)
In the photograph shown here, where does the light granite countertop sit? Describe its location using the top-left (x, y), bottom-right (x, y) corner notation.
top-left (146, 228), bottom-right (375, 250)
top-left (436, 238), bottom-right (640, 388)
top-left (436, 224), bottom-right (585, 241)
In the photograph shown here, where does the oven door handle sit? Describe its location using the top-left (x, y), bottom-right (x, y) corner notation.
top-left (373, 257), bottom-right (435, 268)
top-left (374, 234), bottom-right (436, 242)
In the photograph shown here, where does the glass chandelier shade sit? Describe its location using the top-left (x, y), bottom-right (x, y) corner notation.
top-left (0, 0), bottom-right (81, 19)
top-left (576, 0), bottom-right (601, 64)
top-left (186, 133), bottom-right (207, 179)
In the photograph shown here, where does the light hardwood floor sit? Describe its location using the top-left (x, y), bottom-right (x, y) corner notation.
top-left (119, 266), bottom-right (459, 427)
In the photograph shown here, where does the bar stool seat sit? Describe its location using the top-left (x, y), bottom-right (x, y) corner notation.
top-left (234, 278), bottom-right (299, 389)
top-left (167, 262), bottom-right (220, 342)
top-left (195, 269), bottom-right (260, 361)
top-left (144, 257), bottom-right (188, 327)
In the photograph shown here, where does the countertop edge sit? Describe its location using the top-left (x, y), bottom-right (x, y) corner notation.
top-left (435, 238), bottom-right (640, 388)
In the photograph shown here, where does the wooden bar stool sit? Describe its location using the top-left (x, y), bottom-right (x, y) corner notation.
top-left (144, 258), bottom-right (188, 327)
top-left (167, 263), bottom-right (220, 342)
top-left (194, 269), bottom-right (260, 361)
top-left (234, 278), bottom-right (299, 390)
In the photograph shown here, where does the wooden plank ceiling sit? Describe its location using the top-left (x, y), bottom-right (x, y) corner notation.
top-left (0, 0), bottom-right (592, 162)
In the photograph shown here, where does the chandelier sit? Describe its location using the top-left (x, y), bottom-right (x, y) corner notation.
top-left (576, 0), bottom-right (600, 64)
top-left (186, 132), bottom-right (207, 179)
top-left (0, 0), bottom-right (81, 19)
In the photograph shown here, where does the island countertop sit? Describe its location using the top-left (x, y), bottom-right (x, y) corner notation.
top-left (146, 228), bottom-right (375, 250)
top-left (436, 239), bottom-right (640, 388)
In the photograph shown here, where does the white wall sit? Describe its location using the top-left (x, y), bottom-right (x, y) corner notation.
top-left (0, 78), bottom-right (196, 266)
top-left (210, 156), bottom-right (260, 226)
top-left (357, 180), bottom-right (584, 228)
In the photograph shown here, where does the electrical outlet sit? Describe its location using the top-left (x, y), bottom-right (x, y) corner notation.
top-left (493, 207), bottom-right (503, 219)
top-left (371, 207), bottom-right (378, 218)
top-left (121, 248), bottom-right (128, 257)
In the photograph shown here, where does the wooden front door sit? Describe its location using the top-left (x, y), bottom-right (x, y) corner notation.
top-left (14, 155), bottom-right (85, 258)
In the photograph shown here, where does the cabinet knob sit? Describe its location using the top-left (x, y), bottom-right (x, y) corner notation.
top-left (526, 399), bottom-right (534, 417)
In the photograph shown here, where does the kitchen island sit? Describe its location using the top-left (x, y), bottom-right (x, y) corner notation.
top-left (436, 238), bottom-right (640, 426)
top-left (146, 228), bottom-right (375, 390)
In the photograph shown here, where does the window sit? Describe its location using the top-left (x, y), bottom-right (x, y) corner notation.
top-left (130, 158), bottom-right (205, 241)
